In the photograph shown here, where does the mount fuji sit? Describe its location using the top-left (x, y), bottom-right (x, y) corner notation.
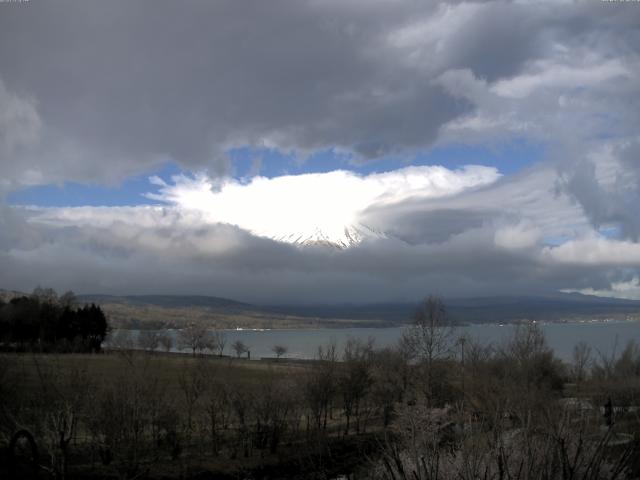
top-left (145, 165), bottom-right (502, 250)
top-left (272, 223), bottom-right (390, 249)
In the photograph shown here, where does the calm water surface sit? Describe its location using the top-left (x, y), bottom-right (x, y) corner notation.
top-left (149, 321), bottom-right (640, 361)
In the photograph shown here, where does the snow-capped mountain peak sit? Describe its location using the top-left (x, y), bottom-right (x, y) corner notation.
top-left (273, 223), bottom-right (389, 249)
top-left (146, 164), bottom-right (500, 249)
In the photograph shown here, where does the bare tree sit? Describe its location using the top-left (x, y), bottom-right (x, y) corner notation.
top-left (33, 357), bottom-right (90, 479)
top-left (231, 340), bottom-right (248, 358)
top-left (202, 364), bottom-right (229, 456)
top-left (157, 331), bottom-right (174, 353)
top-left (614, 339), bottom-right (640, 377)
top-left (503, 321), bottom-right (549, 363)
top-left (105, 330), bottom-right (137, 367)
top-left (213, 330), bottom-right (227, 357)
top-left (228, 383), bottom-right (254, 458)
top-left (252, 375), bottom-right (297, 454)
top-left (571, 340), bottom-right (592, 384)
top-left (199, 330), bottom-right (217, 355)
top-left (404, 295), bottom-right (456, 364)
top-left (177, 360), bottom-right (207, 438)
top-left (178, 323), bottom-right (209, 356)
top-left (403, 295), bottom-right (455, 404)
top-left (497, 322), bottom-right (565, 423)
top-left (372, 400), bottom-right (637, 480)
top-left (0, 356), bottom-right (19, 442)
top-left (107, 329), bottom-right (135, 351)
top-left (272, 345), bottom-right (288, 359)
top-left (59, 291), bottom-right (77, 309)
top-left (592, 336), bottom-right (620, 380)
top-left (32, 286), bottom-right (59, 304)
top-left (137, 330), bottom-right (160, 352)
top-left (340, 337), bottom-right (374, 434)
top-left (370, 347), bottom-right (408, 427)
top-left (88, 360), bottom-right (153, 480)
top-left (302, 341), bottom-right (338, 431)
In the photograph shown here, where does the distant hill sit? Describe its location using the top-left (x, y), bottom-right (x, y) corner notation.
top-left (264, 293), bottom-right (640, 324)
top-left (445, 293), bottom-right (640, 324)
top-left (73, 291), bottom-right (640, 327)
top-left (77, 294), bottom-right (251, 311)
top-left (74, 293), bottom-right (389, 330)
top-left (3, 289), bottom-right (639, 328)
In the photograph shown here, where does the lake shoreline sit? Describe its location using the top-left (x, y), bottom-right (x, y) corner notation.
top-left (107, 319), bottom-right (640, 362)
top-left (211, 316), bottom-right (640, 332)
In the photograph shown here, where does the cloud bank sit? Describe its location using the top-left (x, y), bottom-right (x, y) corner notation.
top-left (0, 1), bottom-right (638, 185)
top-left (2, 163), bottom-right (639, 303)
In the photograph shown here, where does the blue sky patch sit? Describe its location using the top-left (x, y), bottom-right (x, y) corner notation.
top-left (7, 163), bottom-right (182, 207)
top-left (8, 140), bottom-right (544, 208)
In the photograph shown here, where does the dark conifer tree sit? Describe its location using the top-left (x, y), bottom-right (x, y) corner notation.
top-left (0, 291), bottom-right (109, 352)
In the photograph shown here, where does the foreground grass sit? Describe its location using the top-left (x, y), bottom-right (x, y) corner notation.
top-left (7, 350), bottom-right (309, 399)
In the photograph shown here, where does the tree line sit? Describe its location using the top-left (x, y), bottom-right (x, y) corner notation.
top-left (108, 322), bottom-right (289, 360)
top-left (0, 287), bottom-right (108, 353)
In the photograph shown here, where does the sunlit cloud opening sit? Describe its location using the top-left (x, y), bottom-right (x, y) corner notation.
top-left (146, 165), bottom-right (501, 246)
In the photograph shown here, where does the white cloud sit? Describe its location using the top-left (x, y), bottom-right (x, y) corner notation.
top-left (494, 221), bottom-right (541, 250)
top-left (565, 276), bottom-right (640, 301)
top-left (543, 236), bottom-right (640, 267)
top-left (0, 79), bottom-right (42, 193)
top-left (0, 79), bottom-right (41, 154)
top-left (144, 165), bottom-right (500, 245)
top-left (492, 58), bottom-right (630, 99)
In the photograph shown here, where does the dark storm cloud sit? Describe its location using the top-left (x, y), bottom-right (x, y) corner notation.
top-left (0, 205), bottom-right (546, 303)
top-left (380, 209), bottom-right (491, 246)
top-left (0, 0), bottom-right (458, 187)
top-left (2, 0), bottom-right (630, 189)
top-left (0, 204), bottom-right (630, 304)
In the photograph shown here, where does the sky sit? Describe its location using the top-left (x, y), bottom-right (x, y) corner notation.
top-left (1, 0), bottom-right (640, 304)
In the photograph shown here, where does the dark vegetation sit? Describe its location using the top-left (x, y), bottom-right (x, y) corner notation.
top-left (0, 294), bottom-right (638, 479)
top-left (0, 288), bottom-right (108, 353)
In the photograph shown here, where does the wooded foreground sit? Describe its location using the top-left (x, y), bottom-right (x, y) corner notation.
top-left (1, 302), bottom-right (639, 479)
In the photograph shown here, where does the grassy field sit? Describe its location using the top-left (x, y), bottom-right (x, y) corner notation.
top-left (6, 350), bottom-right (310, 397)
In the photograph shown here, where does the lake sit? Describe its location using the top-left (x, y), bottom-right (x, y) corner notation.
top-left (131, 320), bottom-right (640, 362)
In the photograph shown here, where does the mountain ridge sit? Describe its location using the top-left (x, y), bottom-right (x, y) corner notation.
top-left (77, 291), bottom-right (640, 325)
top-left (4, 289), bottom-right (640, 327)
